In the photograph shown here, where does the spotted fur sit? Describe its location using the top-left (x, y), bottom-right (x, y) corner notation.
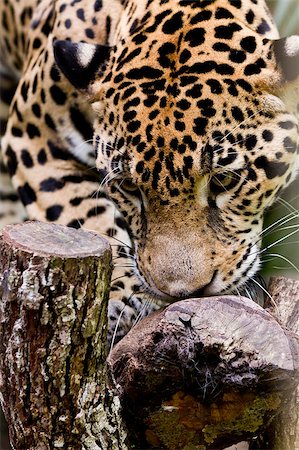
top-left (1, 0), bottom-right (299, 344)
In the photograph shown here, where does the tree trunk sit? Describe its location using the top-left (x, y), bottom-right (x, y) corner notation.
top-left (266, 277), bottom-right (299, 450)
top-left (0, 221), bottom-right (127, 450)
top-left (108, 289), bottom-right (299, 449)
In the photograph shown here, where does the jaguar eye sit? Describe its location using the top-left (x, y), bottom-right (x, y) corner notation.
top-left (210, 171), bottom-right (239, 193)
top-left (119, 178), bottom-right (141, 195)
top-left (211, 172), bottom-right (233, 187)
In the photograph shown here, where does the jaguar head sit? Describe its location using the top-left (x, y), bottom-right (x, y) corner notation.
top-left (54, 27), bottom-right (299, 301)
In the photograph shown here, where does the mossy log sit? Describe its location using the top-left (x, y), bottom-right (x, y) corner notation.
top-left (0, 221), bottom-right (127, 450)
top-left (108, 286), bottom-right (299, 449)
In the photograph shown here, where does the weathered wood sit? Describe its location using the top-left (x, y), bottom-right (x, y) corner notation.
top-left (266, 277), bottom-right (299, 450)
top-left (1, 221), bottom-right (298, 450)
top-left (108, 294), bottom-right (299, 449)
top-left (0, 221), bottom-right (127, 450)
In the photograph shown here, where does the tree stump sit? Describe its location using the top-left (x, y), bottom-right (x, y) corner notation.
top-left (1, 221), bottom-right (298, 450)
top-left (266, 277), bottom-right (299, 450)
top-left (108, 291), bottom-right (299, 449)
top-left (0, 221), bottom-right (127, 450)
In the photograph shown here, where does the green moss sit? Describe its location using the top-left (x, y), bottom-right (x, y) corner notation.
top-left (148, 409), bottom-right (197, 450)
top-left (203, 393), bottom-right (281, 444)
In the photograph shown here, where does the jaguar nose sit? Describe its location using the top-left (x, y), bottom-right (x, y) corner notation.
top-left (168, 271), bottom-right (218, 300)
top-left (187, 270), bottom-right (218, 298)
top-left (187, 286), bottom-right (207, 298)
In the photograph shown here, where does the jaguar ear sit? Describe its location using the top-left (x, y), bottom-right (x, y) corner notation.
top-left (53, 40), bottom-right (112, 91)
top-left (273, 35), bottom-right (299, 83)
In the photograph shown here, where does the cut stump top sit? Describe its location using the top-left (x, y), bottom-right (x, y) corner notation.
top-left (1, 221), bottom-right (110, 258)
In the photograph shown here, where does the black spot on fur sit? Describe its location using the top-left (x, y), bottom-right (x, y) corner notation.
top-left (48, 140), bottom-right (70, 160)
top-left (46, 204), bottom-right (63, 221)
top-left (228, 0), bottom-right (241, 7)
top-left (94, 0), bottom-right (102, 12)
top-left (162, 11), bottom-right (183, 34)
top-left (215, 7), bottom-right (233, 19)
top-left (278, 120), bottom-right (295, 130)
top-left (5, 146), bottom-right (18, 175)
top-left (193, 117), bottom-right (208, 136)
top-left (127, 66), bottom-right (163, 79)
top-left (231, 106), bottom-right (244, 122)
top-left (214, 23), bottom-right (242, 39)
top-left (27, 123), bottom-right (41, 139)
top-left (33, 38), bottom-right (42, 49)
top-left (18, 182), bottom-right (37, 205)
top-left (70, 107), bottom-right (93, 141)
top-left (186, 83), bottom-right (203, 98)
top-left (127, 121), bottom-right (141, 133)
top-left (180, 49), bottom-right (192, 64)
top-left (283, 136), bottom-right (297, 153)
top-left (207, 79), bottom-right (223, 94)
top-left (244, 58), bottom-right (266, 75)
top-left (67, 219), bottom-right (83, 228)
top-left (85, 27), bottom-right (94, 38)
top-left (158, 42), bottom-right (176, 68)
top-left (45, 113), bottom-right (56, 131)
top-left (49, 85), bottom-right (67, 105)
top-left (257, 18), bottom-right (271, 35)
top-left (240, 36), bottom-right (257, 53)
top-left (185, 28), bottom-right (206, 47)
top-left (37, 148), bottom-right (47, 164)
top-left (40, 177), bottom-right (64, 192)
top-left (76, 8), bottom-right (85, 21)
top-left (21, 149), bottom-right (33, 168)
top-left (12, 127), bottom-right (23, 137)
top-left (246, 10), bottom-right (255, 24)
top-left (245, 135), bottom-right (257, 150)
top-left (262, 130), bottom-right (273, 142)
top-left (213, 42), bottom-right (231, 52)
top-left (236, 79), bottom-right (252, 92)
top-left (32, 103), bottom-right (41, 118)
top-left (21, 82), bottom-right (29, 101)
top-left (229, 50), bottom-right (246, 63)
top-left (191, 10), bottom-right (212, 23)
top-left (197, 99), bottom-right (216, 117)
top-left (86, 206), bottom-right (106, 218)
top-left (50, 64), bottom-right (60, 82)
top-left (255, 156), bottom-right (289, 179)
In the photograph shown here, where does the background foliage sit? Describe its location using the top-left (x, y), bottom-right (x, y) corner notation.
top-left (261, 0), bottom-right (299, 281)
top-left (269, 0), bottom-right (299, 36)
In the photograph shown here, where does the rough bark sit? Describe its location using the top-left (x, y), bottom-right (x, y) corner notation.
top-left (108, 293), bottom-right (299, 450)
top-left (0, 221), bottom-right (127, 450)
top-left (266, 277), bottom-right (299, 450)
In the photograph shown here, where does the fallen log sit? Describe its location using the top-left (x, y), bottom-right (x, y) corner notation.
top-left (0, 221), bottom-right (127, 450)
top-left (108, 290), bottom-right (299, 449)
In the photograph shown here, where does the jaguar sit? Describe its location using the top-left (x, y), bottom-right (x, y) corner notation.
top-left (0, 0), bottom-right (298, 345)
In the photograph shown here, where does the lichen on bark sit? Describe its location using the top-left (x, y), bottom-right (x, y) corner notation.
top-left (0, 222), bottom-right (128, 450)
